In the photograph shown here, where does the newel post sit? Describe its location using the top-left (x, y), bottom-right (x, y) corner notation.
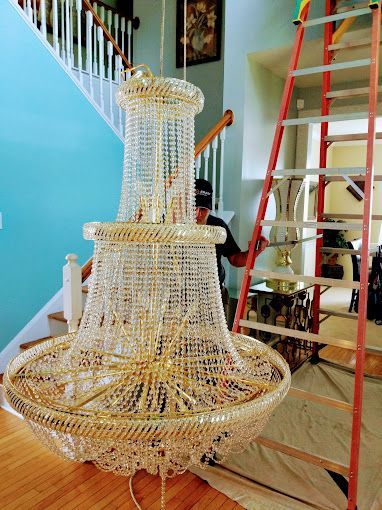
top-left (63, 254), bottom-right (83, 333)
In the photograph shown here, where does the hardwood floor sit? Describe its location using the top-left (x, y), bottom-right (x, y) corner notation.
top-left (0, 410), bottom-right (243, 510)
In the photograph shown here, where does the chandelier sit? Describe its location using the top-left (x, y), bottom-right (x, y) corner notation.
top-left (4, 70), bottom-right (290, 508)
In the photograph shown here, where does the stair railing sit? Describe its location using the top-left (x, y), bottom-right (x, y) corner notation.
top-left (13, 0), bottom-right (138, 136)
top-left (78, 109), bottom-right (235, 296)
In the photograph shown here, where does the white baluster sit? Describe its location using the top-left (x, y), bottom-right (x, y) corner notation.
top-left (65, 0), bottom-right (72, 68)
top-left (52, 0), bottom-right (59, 53)
top-left (86, 10), bottom-right (94, 98)
top-left (32, 0), bottom-right (37, 24)
top-left (92, 2), bottom-right (98, 74)
top-left (63, 254), bottom-right (83, 333)
top-left (211, 136), bottom-right (218, 211)
top-left (114, 13), bottom-right (119, 48)
top-left (40, 0), bottom-right (47, 38)
top-left (195, 154), bottom-right (201, 179)
top-left (22, 0), bottom-right (26, 11)
top-left (117, 55), bottom-right (123, 134)
top-left (76, 0), bottom-right (82, 81)
top-left (98, 26), bottom-right (105, 111)
top-left (69, 0), bottom-right (74, 65)
top-left (218, 128), bottom-right (226, 213)
top-left (127, 19), bottom-right (132, 65)
top-left (203, 144), bottom-right (210, 181)
top-left (60, 0), bottom-right (66, 62)
top-left (26, 0), bottom-right (33, 21)
top-left (107, 9), bottom-right (112, 33)
top-left (120, 17), bottom-right (126, 56)
top-left (107, 41), bottom-right (114, 125)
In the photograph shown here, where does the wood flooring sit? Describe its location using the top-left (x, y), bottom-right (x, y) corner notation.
top-left (0, 410), bottom-right (243, 510)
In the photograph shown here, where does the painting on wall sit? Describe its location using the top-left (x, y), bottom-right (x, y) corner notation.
top-left (176, 0), bottom-right (222, 68)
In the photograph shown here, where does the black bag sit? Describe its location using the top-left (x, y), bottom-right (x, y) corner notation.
top-left (367, 247), bottom-right (382, 324)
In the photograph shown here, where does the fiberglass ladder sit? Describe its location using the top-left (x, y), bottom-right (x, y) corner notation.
top-left (232, 1), bottom-right (381, 509)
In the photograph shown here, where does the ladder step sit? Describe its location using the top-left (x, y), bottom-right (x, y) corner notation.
top-left (319, 308), bottom-right (358, 320)
top-left (250, 270), bottom-right (361, 289)
top-left (326, 86), bottom-right (382, 99)
top-left (272, 167), bottom-right (366, 177)
top-left (325, 132), bottom-right (382, 142)
top-left (282, 111), bottom-right (368, 126)
top-left (323, 213), bottom-right (382, 221)
top-left (260, 220), bottom-right (363, 231)
top-left (292, 58), bottom-right (371, 77)
top-left (255, 437), bottom-right (350, 476)
top-left (321, 247), bottom-right (361, 255)
top-left (303, 7), bottom-right (371, 27)
top-left (238, 320), bottom-right (357, 349)
top-left (288, 387), bottom-right (353, 412)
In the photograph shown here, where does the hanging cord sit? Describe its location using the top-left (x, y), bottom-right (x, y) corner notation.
top-left (160, 0), bottom-right (166, 76)
top-left (129, 474), bottom-right (143, 510)
top-left (183, 0), bottom-right (187, 81)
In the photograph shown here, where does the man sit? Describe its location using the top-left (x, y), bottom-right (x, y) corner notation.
top-left (195, 178), bottom-right (269, 287)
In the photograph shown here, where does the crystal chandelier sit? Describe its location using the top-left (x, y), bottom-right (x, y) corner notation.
top-left (4, 70), bottom-right (290, 508)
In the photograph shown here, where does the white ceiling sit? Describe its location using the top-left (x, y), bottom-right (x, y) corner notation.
top-left (249, 28), bottom-right (382, 89)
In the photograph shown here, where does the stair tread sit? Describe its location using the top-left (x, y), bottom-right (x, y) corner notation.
top-left (48, 311), bottom-right (66, 323)
top-left (20, 336), bottom-right (53, 350)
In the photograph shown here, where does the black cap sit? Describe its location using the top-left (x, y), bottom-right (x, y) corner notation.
top-left (195, 179), bottom-right (213, 210)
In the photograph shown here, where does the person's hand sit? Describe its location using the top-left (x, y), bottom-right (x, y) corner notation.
top-left (258, 235), bottom-right (269, 253)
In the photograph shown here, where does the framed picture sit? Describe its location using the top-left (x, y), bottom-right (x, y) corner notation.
top-left (176, 0), bottom-right (222, 68)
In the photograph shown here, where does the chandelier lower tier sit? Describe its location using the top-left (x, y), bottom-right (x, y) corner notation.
top-left (4, 73), bottom-right (290, 505)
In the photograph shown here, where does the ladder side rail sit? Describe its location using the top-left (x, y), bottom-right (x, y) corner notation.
top-left (348, 6), bottom-right (381, 509)
top-left (312, 0), bottom-right (335, 343)
top-left (232, 5), bottom-right (311, 333)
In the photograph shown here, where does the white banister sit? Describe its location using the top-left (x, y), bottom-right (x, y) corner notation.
top-left (26, 0), bottom-right (32, 21)
top-left (120, 17), bottom-right (126, 56)
top-left (117, 55), bottom-right (123, 134)
top-left (76, 0), bottom-right (83, 82)
top-left (32, 0), bottom-right (37, 24)
top-left (65, 0), bottom-right (72, 69)
top-left (195, 154), bottom-right (201, 179)
top-left (107, 9), bottom-right (112, 33)
top-left (92, 1), bottom-right (98, 74)
top-left (127, 19), bottom-right (132, 64)
top-left (63, 254), bottom-right (82, 333)
top-left (114, 13), bottom-right (119, 48)
top-left (40, 0), bottom-right (47, 38)
top-left (98, 26), bottom-right (105, 110)
top-left (52, 0), bottom-right (59, 53)
top-left (86, 9), bottom-right (94, 98)
top-left (218, 128), bottom-right (226, 213)
top-left (203, 144), bottom-right (210, 181)
top-left (107, 41), bottom-right (114, 124)
top-left (211, 136), bottom-right (218, 210)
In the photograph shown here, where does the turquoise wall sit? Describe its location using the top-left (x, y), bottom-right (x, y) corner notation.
top-left (0, 2), bottom-right (123, 349)
top-left (133, 0), bottom-right (224, 142)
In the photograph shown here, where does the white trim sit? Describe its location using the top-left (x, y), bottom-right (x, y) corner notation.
top-left (8, 0), bottom-right (123, 142)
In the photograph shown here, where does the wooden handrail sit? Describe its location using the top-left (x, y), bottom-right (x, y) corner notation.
top-left (195, 110), bottom-right (234, 157)
top-left (81, 109), bottom-right (234, 281)
top-left (92, 0), bottom-right (140, 28)
top-left (82, 0), bottom-right (133, 70)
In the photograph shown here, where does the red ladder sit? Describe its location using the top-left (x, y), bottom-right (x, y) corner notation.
top-left (232, 2), bottom-right (381, 509)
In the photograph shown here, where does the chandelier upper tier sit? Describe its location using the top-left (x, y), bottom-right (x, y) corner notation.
top-left (4, 71), bottom-right (290, 495)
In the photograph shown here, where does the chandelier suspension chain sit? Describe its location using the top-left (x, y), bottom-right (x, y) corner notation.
top-left (183, 0), bottom-right (187, 81)
top-left (160, 0), bottom-right (166, 76)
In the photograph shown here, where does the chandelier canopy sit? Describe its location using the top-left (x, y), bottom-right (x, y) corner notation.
top-left (5, 73), bottom-right (290, 505)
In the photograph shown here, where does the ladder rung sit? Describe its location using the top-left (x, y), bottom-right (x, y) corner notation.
top-left (323, 213), bottom-right (382, 221)
top-left (272, 167), bottom-right (366, 176)
top-left (319, 308), bottom-right (358, 320)
top-left (239, 320), bottom-right (357, 349)
top-left (282, 112), bottom-right (368, 126)
top-left (260, 220), bottom-right (363, 231)
top-left (326, 86), bottom-right (382, 99)
top-left (328, 36), bottom-right (372, 51)
top-left (321, 247), bottom-right (361, 255)
top-left (303, 7), bottom-right (371, 27)
top-left (250, 270), bottom-right (361, 289)
top-left (325, 132), bottom-right (382, 142)
top-left (292, 58), bottom-right (371, 77)
top-left (255, 437), bottom-right (350, 476)
top-left (288, 387), bottom-right (353, 412)
top-left (325, 175), bottom-right (382, 182)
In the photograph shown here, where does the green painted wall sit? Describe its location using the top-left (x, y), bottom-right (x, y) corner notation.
top-left (133, 0), bottom-right (225, 142)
